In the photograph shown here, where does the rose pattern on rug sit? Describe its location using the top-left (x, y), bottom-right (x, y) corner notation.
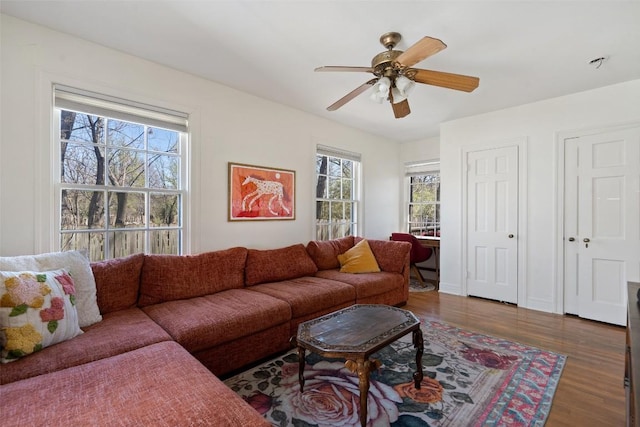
top-left (225, 319), bottom-right (566, 427)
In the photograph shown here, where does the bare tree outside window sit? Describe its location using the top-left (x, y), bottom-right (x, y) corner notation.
top-left (315, 153), bottom-right (358, 240)
top-left (59, 109), bottom-right (183, 260)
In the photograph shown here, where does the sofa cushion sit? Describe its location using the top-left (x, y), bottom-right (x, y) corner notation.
top-left (315, 269), bottom-right (404, 300)
top-left (0, 307), bottom-right (172, 384)
top-left (0, 269), bottom-right (83, 363)
top-left (245, 244), bottom-right (318, 286)
top-left (0, 250), bottom-right (101, 327)
top-left (337, 239), bottom-right (381, 273)
top-left (138, 247), bottom-right (248, 306)
top-left (91, 253), bottom-right (144, 314)
top-left (306, 236), bottom-right (355, 270)
top-left (249, 276), bottom-right (356, 318)
top-left (142, 289), bottom-right (291, 353)
top-left (356, 238), bottom-right (411, 274)
top-left (1, 341), bottom-right (271, 427)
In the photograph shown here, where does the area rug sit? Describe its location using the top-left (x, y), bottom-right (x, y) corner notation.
top-left (224, 319), bottom-right (566, 427)
top-left (409, 278), bottom-right (435, 292)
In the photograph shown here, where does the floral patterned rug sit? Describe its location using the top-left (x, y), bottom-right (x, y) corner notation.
top-left (224, 319), bottom-right (566, 427)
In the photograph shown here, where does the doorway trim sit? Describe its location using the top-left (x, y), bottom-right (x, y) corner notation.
top-left (554, 121), bottom-right (640, 315)
top-left (461, 137), bottom-right (528, 307)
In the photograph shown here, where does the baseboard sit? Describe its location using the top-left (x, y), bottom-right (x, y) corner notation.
top-left (438, 281), bottom-right (462, 295)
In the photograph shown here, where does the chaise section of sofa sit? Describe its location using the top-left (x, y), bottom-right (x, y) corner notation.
top-left (138, 247), bottom-right (293, 376)
top-left (2, 341), bottom-right (271, 427)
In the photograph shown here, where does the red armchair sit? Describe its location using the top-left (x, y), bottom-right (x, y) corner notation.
top-left (390, 233), bottom-right (433, 287)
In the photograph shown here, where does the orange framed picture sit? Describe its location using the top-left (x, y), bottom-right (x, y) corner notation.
top-left (228, 162), bottom-right (295, 221)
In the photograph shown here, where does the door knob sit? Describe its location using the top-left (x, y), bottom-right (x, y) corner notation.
top-left (568, 237), bottom-right (575, 242)
top-left (583, 238), bottom-right (590, 242)
top-left (508, 234), bottom-right (514, 238)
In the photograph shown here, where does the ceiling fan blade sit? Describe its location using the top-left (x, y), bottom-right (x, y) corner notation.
top-left (395, 37), bottom-right (447, 68)
top-left (315, 66), bottom-right (374, 73)
top-left (326, 79), bottom-right (377, 111)
top-left (388, 87), bottom-right (411, 118)
top-left (412, 69), bottom-right (479, 92)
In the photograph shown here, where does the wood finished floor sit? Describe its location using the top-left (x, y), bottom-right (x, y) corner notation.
top-left (405, 291), bottom-right (626, 427)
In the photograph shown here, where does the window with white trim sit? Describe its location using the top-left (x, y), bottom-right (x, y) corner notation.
top-left (54, 85), bottom-right (188, 261)
top-left (406, 160), bottom-right (440, 236)
top-left (315, 145), bottom-right (360, 240)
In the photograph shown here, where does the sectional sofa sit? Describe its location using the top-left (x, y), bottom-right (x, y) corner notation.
top-left (0, 236), bottom-right (410, 426)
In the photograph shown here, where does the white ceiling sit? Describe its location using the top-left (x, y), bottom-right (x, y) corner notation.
top-left (2, 1), bottom-right (640, 142)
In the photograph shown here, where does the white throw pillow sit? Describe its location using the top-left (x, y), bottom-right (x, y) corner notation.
top-left (0, 251), bottom-right (102, 327)
top-left (0, 268), bottom-right (83, 362)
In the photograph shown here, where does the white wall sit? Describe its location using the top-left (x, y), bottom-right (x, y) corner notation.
top-left (439, 79), bottom-right (640, 313)
top-left (0, 15), bottom-right (401, 256)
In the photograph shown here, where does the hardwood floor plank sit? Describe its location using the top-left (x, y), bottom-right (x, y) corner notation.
top-left (405, 291), bottom-right (625, 426)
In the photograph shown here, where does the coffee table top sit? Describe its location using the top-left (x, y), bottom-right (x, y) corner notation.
top-left (296, 304), bottom-right (420, 358)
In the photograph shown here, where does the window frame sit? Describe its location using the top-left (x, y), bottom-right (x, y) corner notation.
top-left (315, 146), bottom-right (361, 241)
top-left (53, 86), bottom-right (189, 261)
top-left (405, 160), bottom-right (441, 237)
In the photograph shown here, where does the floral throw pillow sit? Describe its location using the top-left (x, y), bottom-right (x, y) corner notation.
top-left (0, 269), bottom-right (83, 363)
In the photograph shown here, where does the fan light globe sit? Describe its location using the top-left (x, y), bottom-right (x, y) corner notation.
top-left (391, 87), bottom-right (407, 104)
top-left (395, 75), bottom-right (415, 96)
top-left (377, 77), bottom-right (391, 93)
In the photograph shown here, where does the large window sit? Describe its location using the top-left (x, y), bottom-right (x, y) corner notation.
top-left (315, 146), bottom-right (360, 240)
top-left (55, 85), bottom-right (188, 260)
top-left (406, 161), bottom-right (440, 236)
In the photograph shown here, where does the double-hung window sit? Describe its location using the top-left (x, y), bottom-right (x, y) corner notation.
top-left (54, 85), bottom-right (188, 261)
top-left (406, 160), bottom-right (440, 236)
top-left (315, 145), bottom-right (360, 240)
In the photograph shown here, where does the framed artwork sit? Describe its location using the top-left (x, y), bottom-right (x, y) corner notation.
top-left (228, 162), bottom-right (295, 221)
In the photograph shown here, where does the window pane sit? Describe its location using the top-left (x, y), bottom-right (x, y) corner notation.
top-left (107, 191), bottom-right (145, 227)
top-left (61, 232), bottom-right (105, 261)
top-left (107, 148), bottom-right (146, 187)
top-left (331, 201), bottom-right (344, 220)
top-left (316, 174), bottom-right (328, 198)
top-left (150, 229), bottom-right (180, 254)
top-left (61, 189), bottom-right (105, 229)
top-left (328, 158), bottom-right (341, 177)
top-left (316, 201), bottom-right (329, 220)
top-left (147, 127), bottom-right (178, 153)
top-left (316, 223), bottom-right (329, 241)
top-left (64, 113), bottom-right (105, 144)
top-left (148, 154), bottom-right (179, 190)
top-left (342, 178), bottom-right (352, 200)
top-left (61, 142), bottom-right (105, 185)
top-left (328, 177), bottom-right (341, 199)
top-left (107, 231), bottom-right (144, 258)
top-left (342, 160), bottom-right (353, 179)
top-left (316, 155), bottom-right (328, 174)
top-left (150, 193), bottom-right (180, 227)
top-left (107, 119), bottom-right (144, 149)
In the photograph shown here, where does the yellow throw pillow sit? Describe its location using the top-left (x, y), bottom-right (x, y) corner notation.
top-left (337, 239), bottom-right (381, 274)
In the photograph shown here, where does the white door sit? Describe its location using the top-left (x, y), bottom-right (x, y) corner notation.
top-left (467, 146), bottom-right (519, 304)
top-left (564, 126), bottom-right (640, 325)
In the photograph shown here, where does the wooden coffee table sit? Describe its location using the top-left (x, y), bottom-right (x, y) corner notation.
top-left (294, 304), bottom-right (423, 427)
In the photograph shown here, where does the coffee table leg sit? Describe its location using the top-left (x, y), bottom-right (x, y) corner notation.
top-left (356, 359), bottom-right (371, 427)
top-left (413, 328), bottom-right (424, 389)
top-left (297, 346), bottom-right (306, 392)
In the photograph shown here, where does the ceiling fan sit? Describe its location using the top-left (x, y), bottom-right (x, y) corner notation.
top-left (315, 32), bottom-right (480, 118)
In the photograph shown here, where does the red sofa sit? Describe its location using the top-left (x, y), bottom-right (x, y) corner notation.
top-left (1, 236), bottom-right (410, 425)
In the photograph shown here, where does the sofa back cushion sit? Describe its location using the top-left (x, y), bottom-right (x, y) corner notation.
top-left (245, 244), bottom-right (318, 286)
top-left (356, 238), bottom-right (411, 274)
top-left (306, 236), bottom-right (355, 270)
top-left (138, 248), bottom-right (248, 306)
top-left (91, 253), bottom-right (144, 314)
